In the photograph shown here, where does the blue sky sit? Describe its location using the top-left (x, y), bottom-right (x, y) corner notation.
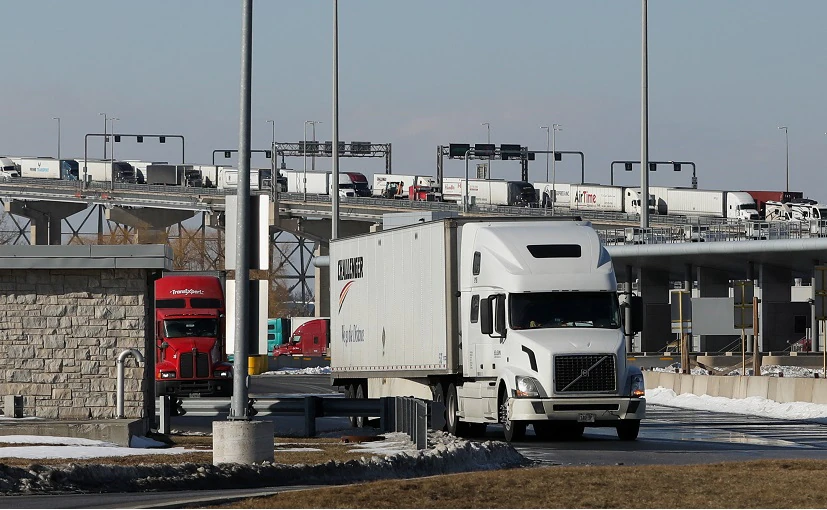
top-left (2, 1), bottom-right (827, 199)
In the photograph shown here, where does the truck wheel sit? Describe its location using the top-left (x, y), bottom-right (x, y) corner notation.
top-left (344, 384), bottom-right (357, 427)
top-left (616, 419), bottom-right (640, 441)
top-left (499, 397), bottom-right (526, 442)
top-left (355, 382), bottom-right (367, 428)
top-left (431, 383), bottom-right (447, 432)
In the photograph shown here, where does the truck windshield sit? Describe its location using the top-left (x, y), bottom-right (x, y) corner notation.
top-left (163, 318), bottom-right (218, 338)
top-left (510, 292), bottom-right (620, 330)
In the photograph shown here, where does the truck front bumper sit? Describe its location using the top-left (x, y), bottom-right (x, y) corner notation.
top-left (156, 379), bottom-right (233, 398)
top-left (510, 396), bottom-right (645, 423)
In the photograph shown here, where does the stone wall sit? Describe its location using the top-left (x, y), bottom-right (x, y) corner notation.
top-left (0, 268), bottom-right (152, 420)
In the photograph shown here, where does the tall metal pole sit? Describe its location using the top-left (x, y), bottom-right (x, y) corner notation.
top-left (540, 126), bottom-right (550, 182)
top-left (99, 113), bottom-right (107, 159)
top-left (332, 0), bottom-right (340, 240)
top-left (779, 126), bottom-right (789, 192)
top-left (640, 0), bottom-right (650, 229)
top-left (109, 118), bottom-right (119, 188)
top-left (231, 0), bottom-right (253, 420)
top-left (303, 121), bottom-right (308, 201)
top-left (552, 123), bottom-right (561, 215)
top-left (310, 121), bottom-right (321, 172)
top-left (52, 117), bottom-right (61, 160)
top-left (481, 122), bottom-right (490, 178)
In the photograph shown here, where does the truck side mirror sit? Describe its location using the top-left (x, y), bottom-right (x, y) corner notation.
top-left (480, 297), bottom-right (493, 335)
top-left (630, 296), bottom-right (643, 335)
top-left (494, 295), bottom-right (507, 337)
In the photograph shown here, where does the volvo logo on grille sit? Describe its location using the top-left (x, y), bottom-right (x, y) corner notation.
top-left (581, 369), bottom-right (590, 377)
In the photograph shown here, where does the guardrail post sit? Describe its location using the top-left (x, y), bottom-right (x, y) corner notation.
top-left (304, 396), bottom-right (321, 437)
top-left (416, 400), bottom-right (427, 449)
top-left (379, 396), bottom-right (392, 432)
top-left (395, 397), bottom-right (402, 433)
top-left (159, 395), bottom-right (171, 435)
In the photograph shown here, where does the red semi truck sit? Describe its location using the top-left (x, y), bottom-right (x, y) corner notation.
top-left (744, 191), bottom-right (804, 219)
top-left (155, 275), bottom-right (233, 398)
top-left (272, 318), bottom-right (330, 357)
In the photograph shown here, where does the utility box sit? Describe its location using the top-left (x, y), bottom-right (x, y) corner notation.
top-left (4, 395), bottom-right (23, 418)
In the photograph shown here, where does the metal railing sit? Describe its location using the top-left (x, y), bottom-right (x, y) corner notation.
top-left (157, 395), bottom-right (444, 450)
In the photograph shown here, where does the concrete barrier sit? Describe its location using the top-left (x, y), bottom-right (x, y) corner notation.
top-left (644, 371), bottom-right (827, 405)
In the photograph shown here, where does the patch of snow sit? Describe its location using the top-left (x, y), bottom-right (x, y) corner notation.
top-left (276, 447), bottom-right (324, 452)
top-left (0, 445), bottom-right (197, 460)
top-left (649, 363), bottom-right (826, 378)
top-left (646, 386), bottom-right (827, 423)
top-left (262, 366), bottom-right (332, 376)
top-left (0, 435), bottom-right (120, 447)
top-left (0, 430), bottom-right (525, 494)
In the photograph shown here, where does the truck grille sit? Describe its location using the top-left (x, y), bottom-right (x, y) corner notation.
top-left (180, 353), bottom-right (210, 379)
top-left (554, 354), bottom-right (616, 393)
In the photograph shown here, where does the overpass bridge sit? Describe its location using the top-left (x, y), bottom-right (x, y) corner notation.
top-left (1, 179), bottom-right (825, 357)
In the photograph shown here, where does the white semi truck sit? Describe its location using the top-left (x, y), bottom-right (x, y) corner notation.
top-left (80, 159), bottom-right (137, 184)
top-left (441, 178), bottom-right (537, 207)
top-left (330, 217), bottom-right (645, 441)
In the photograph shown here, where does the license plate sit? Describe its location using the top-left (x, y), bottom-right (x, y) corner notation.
top-left (189, 392), bottom-right (201, 398)
top-left (577, 413), bottom-right (595, 423)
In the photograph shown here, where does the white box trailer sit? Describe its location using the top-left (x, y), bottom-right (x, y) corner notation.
top-left (330, 217), bottom-right (645, 441)
top-left (280, 169), bottom-right (357, 197)
top-left (663, 189), bottom-right (759, 220)
top-left (80, 159), bottom-right (136, 183)
top-left (11, 157), bottom-right (79, 180)
top-left (125, 160), bottom-right (167, 184)
top-left (568, 184), bottom-right (624, 212)
top-left (533, 182), bottom-right (572, 207)
top-left (441, 178), bottom-right (537, 206)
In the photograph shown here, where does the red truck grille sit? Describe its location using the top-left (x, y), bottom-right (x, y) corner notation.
top-left (180, 352), bottom-right (210, 378)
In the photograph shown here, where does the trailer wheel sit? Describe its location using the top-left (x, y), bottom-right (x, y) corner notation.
top-left (431, 383), bottom-right (447, 432)
top-left (499, 392), bottom-right (526, 442)
top-left (354, 382), bottom-right (367, 428)
top-left (616, 419), bottom-right (640, 441)
top-left (344, 384), bottom-right (357, 427)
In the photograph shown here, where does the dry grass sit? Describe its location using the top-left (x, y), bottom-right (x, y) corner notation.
top-left (0, 434), bottom-right (382, 468)
top-left (214, 459), bottom-right (827, 509)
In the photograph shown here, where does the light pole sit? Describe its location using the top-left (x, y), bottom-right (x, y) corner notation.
top-left (266, 119), bottom-right (275, 149)
top-left (640, 0), bottom-right (650, 229)
top-left (99, 112), bottom-right (108, 158)
top-left (52, 117), bottom-right (61, 160)
top-left (540, 126), bottom-right (550, 182)
top-left (109, 118), bottom-right (119, 187)
top-left (481, 122), bottom-right (490, 177)
top-left (308, 120), bottom-right (322, 172)
top-left (303, 121), bottom-right (309, 201)
top-left (552, 123), bottom-right (562, 213)
top-left (778, 126), bottom-right (789, 192)
top-left (332, 0), bottom-right (340, 240)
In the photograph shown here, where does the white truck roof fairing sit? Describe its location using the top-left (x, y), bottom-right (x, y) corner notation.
top-left (459, 221), bottom-right (615, 293)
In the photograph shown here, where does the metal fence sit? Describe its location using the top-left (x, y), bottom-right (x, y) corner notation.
top-left (157, 395), bottom-right (444, 450)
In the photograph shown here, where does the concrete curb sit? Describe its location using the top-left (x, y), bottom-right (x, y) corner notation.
top-left (645, 371), bottom-right (827, 404)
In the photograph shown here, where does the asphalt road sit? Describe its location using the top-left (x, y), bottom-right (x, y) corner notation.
top-left (6, 374), bottom-right (827, 508)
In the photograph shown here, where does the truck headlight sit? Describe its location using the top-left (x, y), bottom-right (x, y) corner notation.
top-left (631, 373), bottom-right (645, 397)
top-left (515, 376), bottom-right (542, 397)
top-left (214, 369), bottom-right (232, 378)
top-left (159, 371), bottom-right (176, 379)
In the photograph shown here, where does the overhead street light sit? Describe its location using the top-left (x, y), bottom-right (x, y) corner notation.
top-left (99, 112), bottom-right (108, 158)
top-left (52, 117), bottom-right (61, 160)
top-left (778, 126), bottom-right (789, 192)
top-left (540, 126), bottom-right (550, 182)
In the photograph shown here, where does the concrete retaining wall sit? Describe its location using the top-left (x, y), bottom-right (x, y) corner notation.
top-left (645, 371), bottom-right (827, 405)
top-left (0, 267), bottom-right (154, 420)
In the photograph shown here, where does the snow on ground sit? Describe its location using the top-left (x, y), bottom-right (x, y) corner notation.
top-left (0, 430), bottom-right (526, 494)
top-left (647, 387), bottom-right (827, 423)
top-left (0, 435), bottom-right (198, 460)
top-left (651, 362), bottom-right (826, 378)
top-left (262, 366), bottom-right (331, 375)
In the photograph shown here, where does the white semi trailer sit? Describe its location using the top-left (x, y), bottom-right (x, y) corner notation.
top-left (330, 217), bottom-right (645, 441)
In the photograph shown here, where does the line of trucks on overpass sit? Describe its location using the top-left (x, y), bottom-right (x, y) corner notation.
top-left (151, 217), bottom-right (648, 441)
top-left (1, 155), bottom-right (821, 228)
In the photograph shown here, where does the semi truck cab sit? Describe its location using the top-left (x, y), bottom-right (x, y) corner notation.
top-left (273, 318), bottom-right (329, 357)
top-left (154, 276), bottom-right (233, 398)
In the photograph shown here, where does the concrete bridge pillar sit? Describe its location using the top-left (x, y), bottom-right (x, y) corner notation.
top-left (758, 263), bottom-right (801, 352)
top-left (5, 201), bottom-right (86, 245)
top-left (639, 268), bottom-right (671, 352)
top-left (696, 266), bottom-right (732, 352)
top-left (314, 244), bottom-right (330, 318)
top-left (106, 207), bottom-right (196, 245)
